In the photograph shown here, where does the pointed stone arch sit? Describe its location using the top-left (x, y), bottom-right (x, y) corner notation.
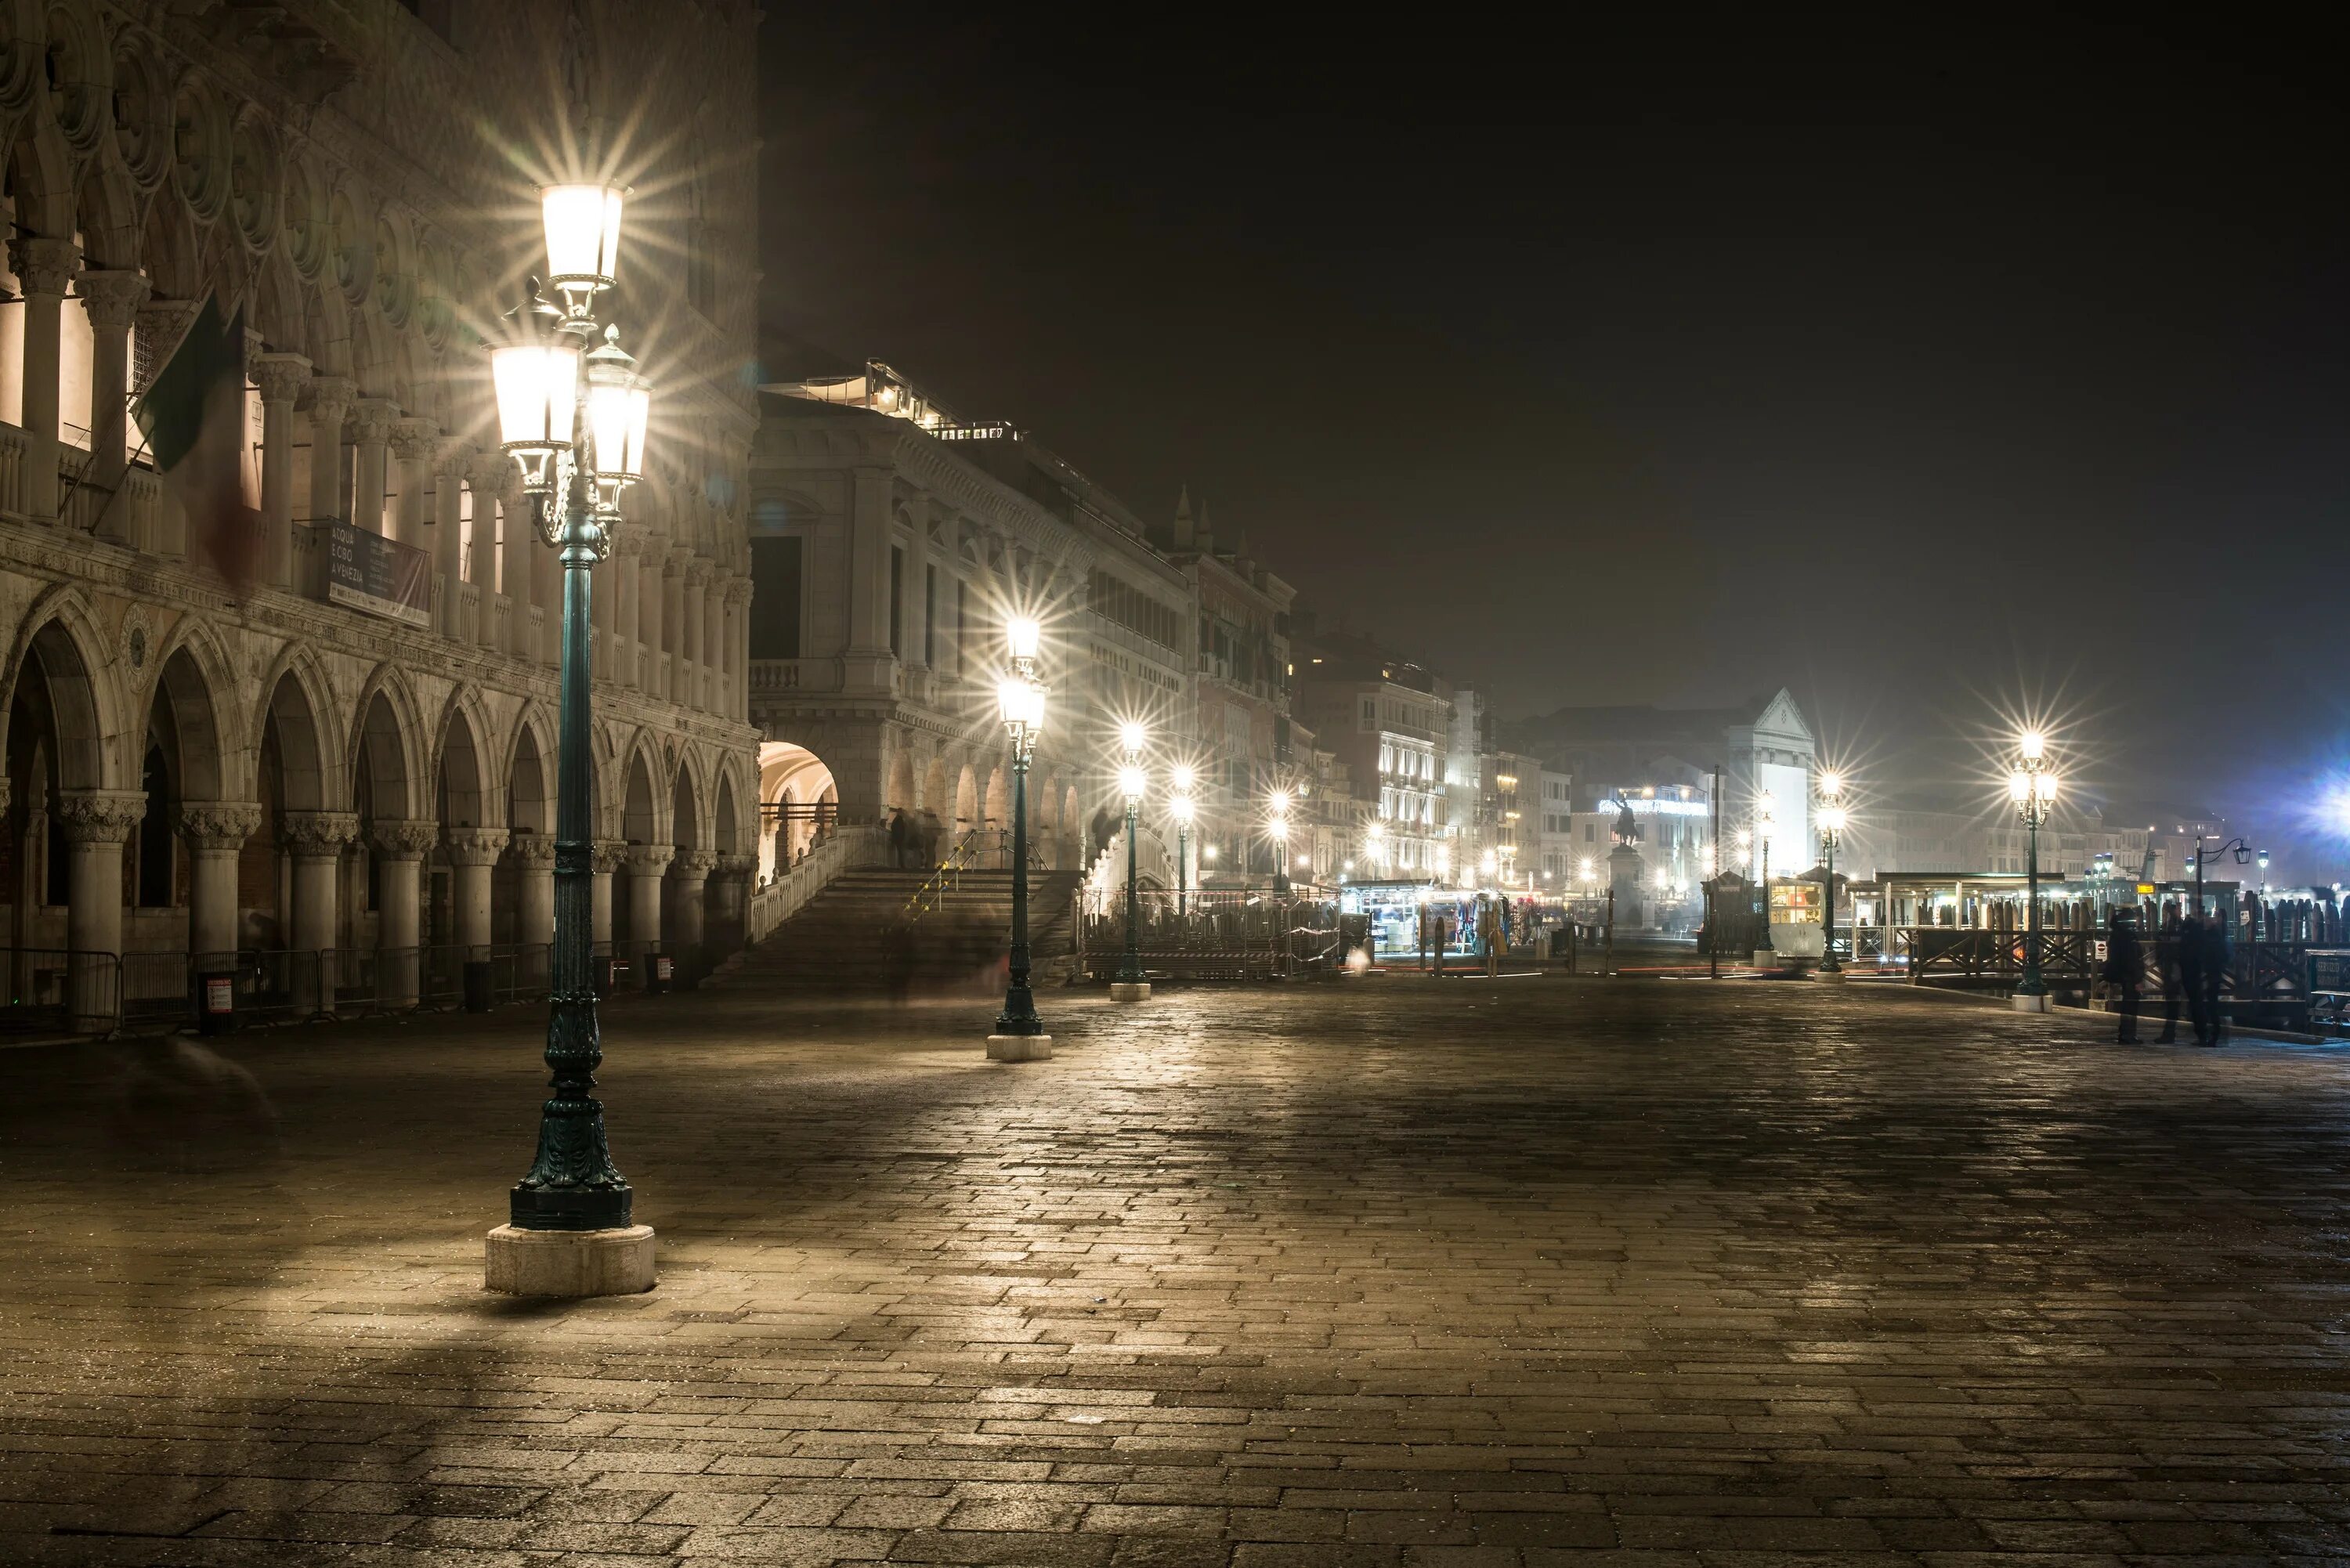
top-left (1, 585), bottom-right (131, 792)
top-left (349, 665), bottom-right (425, 823)
top-left (507, 703), bottom-right (557, 836)
top-left (146, 614), bottom-right (245, 800)
top-left (433, 692), bottom-right (497, 830)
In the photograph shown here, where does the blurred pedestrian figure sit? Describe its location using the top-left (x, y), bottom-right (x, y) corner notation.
top-left (2102, 909), bottom-right (2143, 1045)
top-left (1478, 895), bottom-right (1502, 977)
top-left (2200, 909), bottom-right (2229, 1046)
top-left (887, 808), bottom-right (909, 869)
top-left (2175, 911), bottom-right (2208, 1045)
top-left (919, 807), bottom-right (942, 867)
top-left (1089, 807), bottom-right (1115, 866)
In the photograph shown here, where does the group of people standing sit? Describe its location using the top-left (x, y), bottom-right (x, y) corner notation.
top-left (885, 808), bottom-right (945, 870)
top-left (2100, 909), bottom-right (2230, 1046)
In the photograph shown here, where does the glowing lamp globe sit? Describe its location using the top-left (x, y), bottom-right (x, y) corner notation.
top-left (583, 327), bottom-right (651, 495)
top-left (1006, 617), bottom-right (1042, 661)
top-left (1118, 765), bottom-right (1147, 801)
top-left (491, 339), bottom-right (579, 490)
top-left (2019, 730), bottom-right (2046, 762)
top-left (541, 182), bottom-right (627, 309)
top-left (1170, 794), bottom-right (1195, 823)
top-left (1171, 764), bottom-right (1195, 793)
top-left (996, 676), bottom-right (1044, 735)
top-left (1119, 721), bottom-right (1148, 756)
top-left (2009, 770), bottom-right (2031, 803)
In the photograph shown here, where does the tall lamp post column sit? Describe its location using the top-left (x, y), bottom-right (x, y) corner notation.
top-left (485, 183), bottom-right (658, 1298)
top-left (1269, 788), bottom-right (1292, 896)
top-left (1752, 794), bottom-right (1776, 961)
top-left (2010, 731), bottom-right (2059, 1011)
top-left (1112, 724), bottom-right (1151, 1002)
top-left (1815, 771), bottom-right (1847, 981)
top-left (988, 620), bottom-right (1052, 1060)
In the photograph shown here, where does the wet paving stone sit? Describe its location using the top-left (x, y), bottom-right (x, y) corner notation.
top-left (2, 975), bottom-right (2348, 1564)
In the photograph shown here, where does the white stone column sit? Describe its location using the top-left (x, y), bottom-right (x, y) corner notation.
top-left (76, 269), bottom-right (148, 533)
top-left (252, 354), bottom-right (310, 588)
top-left (625, 844), bottom-right (674, 960)
top-left (729, 576), bottom-right (754, 720)
top-left (504, 485), bottom-right (538, 653)
top-left (444, 827), bottom-right (509, 953)
top-left (55, 790), bottom-right (143, 1028)
top-left (663, 548), bottom-right (689, 703)
top-left (681, 558), bottom-right (710, 710)
top-left (614, 530), bottom-right (644, 688)
top-left (177, 803), bottom-right (262, 962)
top-left (667, 848), bottom-right (715, 955)
top-left (281, 811), bottom-right (356, 1013)
top-left (391, 417), bottom-right (436, 551)
top-left (638, 537), bottom-right (667, 696)
top-left (372, 819), bottom-right (437, 1005)
top-left (511, 832), bottom-right (557, 948)
top-left (305, 376), bottom-right (356, 526)
top-left (709, 851), bottom-right (754, 948)
top-left (349, 399), bottom-right (399, 537)
top-left (9, 236), bottom-right (78, 520)
top-left (591, 840), bottom-right (623, 948)
top-left (432, 443), bottom-right (470, 633)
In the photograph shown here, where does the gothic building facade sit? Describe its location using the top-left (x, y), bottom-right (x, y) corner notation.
top-left (0, 1), bottom-right (761, 1026)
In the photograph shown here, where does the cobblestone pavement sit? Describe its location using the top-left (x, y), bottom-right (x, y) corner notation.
top-left (4, 975), bottom-right (2349, 1566)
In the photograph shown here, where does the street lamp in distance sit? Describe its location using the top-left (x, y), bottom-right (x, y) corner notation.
top-left (1816, 771), bottom-right (1848, 981)
top-left (2008, 731), bottom-right (2058, 1011)
top-left (1268, 787), bottom-right (1292, 896)
top-left (1169, 765), bottom-right (1195, 918)
top-left (1111, 728), bottom-right (1151, 1003)
top-left (988, 621), bottom-right (1051, 1060)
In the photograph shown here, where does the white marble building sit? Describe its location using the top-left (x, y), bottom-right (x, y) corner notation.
top-left (0, 2), bottom-right (761, 1027)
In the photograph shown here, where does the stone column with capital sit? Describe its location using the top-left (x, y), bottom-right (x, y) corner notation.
top-left (591, 840), bottom-right (624, 949)
top-left (662, 548), bottom-right (690, 703)
top-left (304, 376), bottom-right (356, 527)
top-left (708, 851), bottom-right (755, 952)
top-left (431, 443), bottom-right (471, 633)
top-left (390, 417), bottom-right (437, 552)
top-left (10, 236), bottom-right (79, 519)
top-left (638, 535), bottom-right (668, 695)
top-left (725, 574), bottom-right (754, 720)
top-left (624, 844), bottom-right (674, 970)
top-left (444, 826), bottom-right (511, 953)
top-left (682, 558), bottom-right (711, 710)
top-left (55, 790), bottom-right (145, 1027)
top-left (176, 803), bottom-right (262, 961)
top-left (281, 810), bottom-right (357, 1015)
top-left (509, 830), bottom-right (558, 952)
top-left (349, 399), bottom-right (400, 537)
top-left (371, 818), bottom-right (439, 1006)
top-left (252, 353), bottom-right (311, 587)
top-left (76, 269), bottom-right (150, 528)
top-left (667, 848), bottom-right (717, 960)
top-left (612, 529), bottom-right (644, 688)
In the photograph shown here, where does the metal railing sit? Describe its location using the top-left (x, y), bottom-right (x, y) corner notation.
top-left (1072, 889), bottom-right (1343, 981)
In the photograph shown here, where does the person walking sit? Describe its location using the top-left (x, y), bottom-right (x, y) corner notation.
top-left (887, 808), bottom-right (909, 870)
top-left (1089, 807), bottom-right (1115, 869)
top-left (2200, 908), bottom-right (2230, 1046)
top-left (2175, 911), bottom-right (2208, 1045)
top-left (2102, 909), bottom-right (2144, 1044)
top-left (919, 807), bottom-right (942, 867)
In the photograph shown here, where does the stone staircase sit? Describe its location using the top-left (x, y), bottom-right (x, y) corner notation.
top-left (728, 866), bottom-right (1085, 992)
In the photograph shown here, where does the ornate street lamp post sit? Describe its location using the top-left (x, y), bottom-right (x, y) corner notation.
top-left (2009, 731), bottom-right (2059, 1010)
top-left (1816, 771), bottom-right (1847, 979)
top-left (484, 182), bottom-right (657, 1298)
top-left (1170, 765), bottom-right (1195, 918)
top-left (1752, 793), bottom-right (1777, 957)
top-left (988, 620), bottom-right (1052, 1060)
top-left (1112, 723), bottom-right (1151, 1002)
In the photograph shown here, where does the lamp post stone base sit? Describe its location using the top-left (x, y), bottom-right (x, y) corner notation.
top-left (1813, 969), bottom-right (1848, 985)
top-left (2010, 992), bottom-right (2052, 1013)
top-left (1109, 981), bottom-right (1152, 1003)
top-left (484, 1224), bottom-right (656, 1297)
top-left (1752, 949), bottom-right (1779, 968)
top-left (986, 1034), bottom-right (1054, 1061)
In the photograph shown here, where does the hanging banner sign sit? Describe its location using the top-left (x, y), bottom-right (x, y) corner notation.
top-left (324, 520), bottom-right (432, 629)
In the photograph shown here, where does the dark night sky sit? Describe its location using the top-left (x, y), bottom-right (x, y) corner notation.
top-left (754, 15), bottom-right (2348, 857)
